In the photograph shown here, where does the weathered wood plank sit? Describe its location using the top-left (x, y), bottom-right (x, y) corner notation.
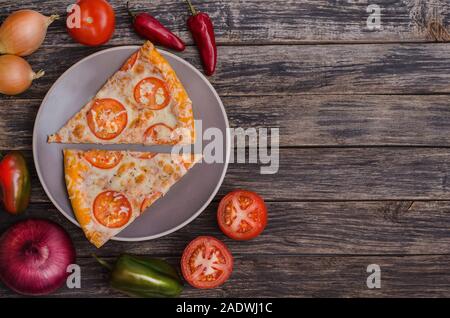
top-left (225, 147), bottom-right (450, 201)
top-left (229, 94), bottom-right (450, 146)
top-left (2, 201), bottom-right (450, 257)
top-left (1, 0), bottom-right (448, 45)
top-left (2, 0), bottom-right (449, 300)
top-left (2, 255), bottom-right (450, 297)
top-left (5, 95), bottom-right (450, 149)
top-left (16, 148), bottom-right (450, 203)
top-left (2, 44), bottom-right (450, 100)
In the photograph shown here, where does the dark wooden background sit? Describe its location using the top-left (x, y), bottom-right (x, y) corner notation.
top-left (1, 0), bottom-right (450, 297)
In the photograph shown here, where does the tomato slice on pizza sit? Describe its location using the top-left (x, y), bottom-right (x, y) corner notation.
top-left (86, 99), bottom-right (128, 140)
top-left (64, 149), bottom-right (201, 248)
top-left (134, 77), bottom-right (171, 110)
top-left (48, 41), bottom-right (195, 145)
top-left (93, 191), bottom-right (132, 228)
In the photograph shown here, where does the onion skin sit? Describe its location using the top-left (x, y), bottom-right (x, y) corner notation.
top-left (0, 55), bottom-right (44, 95)
top-left (0, 219), bottom-right (76, 296)
top-left (0, 10), bottom-right (59, 56)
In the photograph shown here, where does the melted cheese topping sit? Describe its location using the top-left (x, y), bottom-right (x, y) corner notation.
top-left (64, 149), bottom-right (201, 248)
top-left (49, 41), bottom-right (195, 145)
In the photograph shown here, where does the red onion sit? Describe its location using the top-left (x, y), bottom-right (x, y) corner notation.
top-left (0, 219), bottom-right (76, 295)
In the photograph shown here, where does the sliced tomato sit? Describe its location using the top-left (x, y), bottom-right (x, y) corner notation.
top-left (181, 236), bottom-right (233, 289)
top-left (134, 77), bottom-right (170, 110)
top-left (144, 123), bottom-right (174, 144)
top-left (121, 51), bottom-right (138, 71)
top-left (83, 150), bottom-right (123, 169)
top-left (87, 98), bottom-right (127, 140)
top-left (217, 190), bottom-right (267, 240)
top-left (140, 192), bottom-right (163, 214)
top-left (93, 191), bottom-right (132, 228)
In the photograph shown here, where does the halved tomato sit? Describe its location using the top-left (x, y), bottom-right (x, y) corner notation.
top-left (217, 190), bottom-right (267, 240)
top-left (121, 51), bottom-right (138, 71)
top-left (134, 77), bottom-right (170, 110)
top-left (144, 123), bottom-right (174, 144)
top-left (83, 150), bottom-right (123, 169)
top-left (140, 192), bottom-right (163, 214)
top-left (87, 98), bottom-right (127, 140)
top-left (181, 236), bottom-right (233, 289)
top-left (93, 191), bottom-right (132, 228)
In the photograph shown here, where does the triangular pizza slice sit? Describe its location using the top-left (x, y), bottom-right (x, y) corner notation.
top-left (49, 41), bottom-right (195, 145)
top-left (64, 149), bottom-right (201, 248)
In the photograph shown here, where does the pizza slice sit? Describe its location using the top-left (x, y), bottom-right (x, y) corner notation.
top-left (49, 41), bottom-right (195, 145)
top-left (64, 149), bottom-right (201, 248)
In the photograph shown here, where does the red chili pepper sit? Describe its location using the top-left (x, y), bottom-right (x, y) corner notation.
top-left (0, 151), bottom-right (31, 215)
top-left (127, 1), bottom-right (185, 52)
top-left (185, 0), bottom-right (217, 76)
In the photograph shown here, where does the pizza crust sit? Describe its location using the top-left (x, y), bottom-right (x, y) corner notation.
top-left (64, 149), bottom-right (201, 248)
top-left (64, 150), bottom-right (99, 245)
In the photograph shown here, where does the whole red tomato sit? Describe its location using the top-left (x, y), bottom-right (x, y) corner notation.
top-left (66, 0), bottom-right (115, 46)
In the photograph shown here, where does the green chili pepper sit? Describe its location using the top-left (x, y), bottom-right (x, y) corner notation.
top-left (93, 254), bottom-right (183, 298)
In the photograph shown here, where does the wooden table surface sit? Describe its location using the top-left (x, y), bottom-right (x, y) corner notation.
top-left (2, 0), bottom-right (450, 298)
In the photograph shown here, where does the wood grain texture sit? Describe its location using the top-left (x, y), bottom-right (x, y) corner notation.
top-left (3, 44), bottom-right (450, 100)
top-left (17, 147), bottom-right (450, 203)
top-left (5, 95), bottom-right (450, 150)
top-left (1, 0), bottom-right (449, 45)
top-left (2, 201), bottom-right (450, 257)
top-left (229, 94), bottom-right (450, 147)
top-left (3, 254), bottom-right (450, 297)
top-left (1, 0), bottom-right (450, 298)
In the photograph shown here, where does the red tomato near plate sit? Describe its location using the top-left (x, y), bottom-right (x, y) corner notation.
top-left (66, 0), bottom-right (115, 46)
top-left (217, 190), bottom-right (268, 240)
top-left (181, 236), bottom-right (233, 289)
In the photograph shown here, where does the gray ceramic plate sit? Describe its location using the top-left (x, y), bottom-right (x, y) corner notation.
top-left (33, 46), bottom-right (230, 242)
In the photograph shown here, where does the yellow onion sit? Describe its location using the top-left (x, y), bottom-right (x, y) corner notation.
top-left (0, 10), bottom-right (59, 56)
top-left (0, 55), bottom-right (44, 95)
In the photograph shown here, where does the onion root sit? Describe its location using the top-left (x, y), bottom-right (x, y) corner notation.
top-left (33, 70), bottom-right (45, 80)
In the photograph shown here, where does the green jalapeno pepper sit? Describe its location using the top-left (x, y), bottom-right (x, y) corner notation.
top-left (93, 254), bottom-right (183, 298)
top-left (0, 151), bottom-right (31, 215)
